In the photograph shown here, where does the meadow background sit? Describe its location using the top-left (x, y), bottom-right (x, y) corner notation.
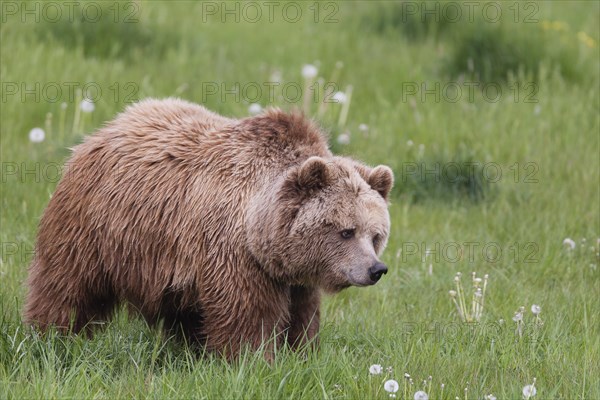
top-left (1, 1), bottom-right (599, 398)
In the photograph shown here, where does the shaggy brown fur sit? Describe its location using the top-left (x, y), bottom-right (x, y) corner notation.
top-left (24, 98), bottom-right (394, 360)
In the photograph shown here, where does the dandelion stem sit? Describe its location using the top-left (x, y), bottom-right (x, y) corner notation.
top-left (72, 90), bottom-right (82, 135)
top-left (452, 297), bottom-right (464, 321)
top-left (45, 112), bottom-right (53, 140)
top-left (480, 275), bottom-right (488, 320)
top-left (59, 104), bottom-right (66, 141)
top-left (337, 85), bottom-right (353, 129)
top-left (456, 277), bottom-right (469, 322)
top-left (427, 376), bottom-right (432, 396)
top-left (303, 75), bottom-right (316, 115)
top-left (318, 62), bottom-right (343, 118)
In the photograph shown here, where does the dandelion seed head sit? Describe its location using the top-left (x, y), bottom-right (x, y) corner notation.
top-left (301, 64), bottom-right (318, 79)
top-left (407, 139), bottom-right (414, 147)
top-left (449, 290), bottom-right (457, 297)
top-left (80, 98), bottom-right (95, 113)
top-left (270, 70), bottom-right (282, 83)
top-left (522, 384), bottom-right (537, 397)
top-left (414, 390), bottom-right (429, 400)
top-left (369, 364), bottom-right (383, 375)
top-left (337, 133), bottom-right (350, 145)
top-left (29, 127), bottom-right (45, 143)
top-left (531, 304), bottom-right (541, 315)
top-left (384, 379), bottom-right (399, 393)
top-left (358, 123), bottom-right (369, 132)
top-left (248, 103), bottom-right (263, 115)
top-left (332, 91), bottom-right (347, 103)
top-left (512, 312), bottom-right (523, 322)
top-left (563, 238), bottom-right (576, 250)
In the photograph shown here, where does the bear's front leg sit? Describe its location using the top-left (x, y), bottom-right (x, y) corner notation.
top-left (287, 286), bottom-right (320, 350)
top-left (201, 280), bottom-right (291, 362)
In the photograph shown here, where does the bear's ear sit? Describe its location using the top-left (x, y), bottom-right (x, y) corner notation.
top-left (297, 156), bottom-right (330, 191)
top-left (368, 165), bottom-right (394, 200)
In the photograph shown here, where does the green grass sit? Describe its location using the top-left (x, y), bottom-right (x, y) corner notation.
top-left (1, 1), bottom-right (599, 398)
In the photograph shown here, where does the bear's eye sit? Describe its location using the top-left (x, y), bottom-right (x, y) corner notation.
top-left (373, 234), bottom-right (381, 248)
top-left (340, 229), bottom-right (355, 240)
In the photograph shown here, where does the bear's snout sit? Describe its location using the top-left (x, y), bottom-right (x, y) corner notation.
top-left (368, 262), bottom-right (388, 283)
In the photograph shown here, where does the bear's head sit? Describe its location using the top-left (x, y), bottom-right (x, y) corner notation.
top-left (247, 156), bottom-right (394, 292)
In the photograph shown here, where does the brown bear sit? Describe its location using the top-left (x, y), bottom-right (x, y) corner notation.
top-left (24, 98), bottom-right (394, 360)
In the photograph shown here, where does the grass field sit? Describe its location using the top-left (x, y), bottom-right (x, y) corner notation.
top-left (1, 1), bottom-right (599, 399)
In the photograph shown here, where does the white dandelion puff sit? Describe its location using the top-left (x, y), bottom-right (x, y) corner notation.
top-left (512, 311), bottom-right (523, 322)
top-left (358, 123), bottom-right (369, 133)
top-left (301, 64), bottom-right (318, 79)
top-left (332, 91), bottom-right (347, 103)
top-left (407, 139), bottom-right (414, 147)
top-left (414, 391), bottom-right (429, 400)
top-left (531, 304), bottom-right (541, 315)
top-left (522, 384), bottom-right (537, 398)
top-left (248, 103), bottom-right (263, 115)
top-left (80, 98), bottom-right (95, 113)
top-left (29, 127), bottom-right (45, 143)
top-left (337, 133), bottom-right (350, 145)
top-left (270, 70), bottom-right (282, 83)
top-left (384, 379), bottom-right (399, 393)
top-left (369, 364), bottom-right (383, 375)
top-left (563, 238), bottom-right (576, 250)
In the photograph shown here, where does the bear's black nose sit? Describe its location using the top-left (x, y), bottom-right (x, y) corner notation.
top-left (368, 262), bottom-right (388, 283)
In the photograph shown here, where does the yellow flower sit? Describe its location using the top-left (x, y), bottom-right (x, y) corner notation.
top-left (578, 31), bottom-right (596, 48)
top-left (541, 20), bottom-right (551, 31)
top-left (551, 21), bottom-right (569, 32)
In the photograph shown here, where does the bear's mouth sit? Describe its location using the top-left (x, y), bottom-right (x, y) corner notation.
top-left (343, 271), bottom-right (376, 288)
